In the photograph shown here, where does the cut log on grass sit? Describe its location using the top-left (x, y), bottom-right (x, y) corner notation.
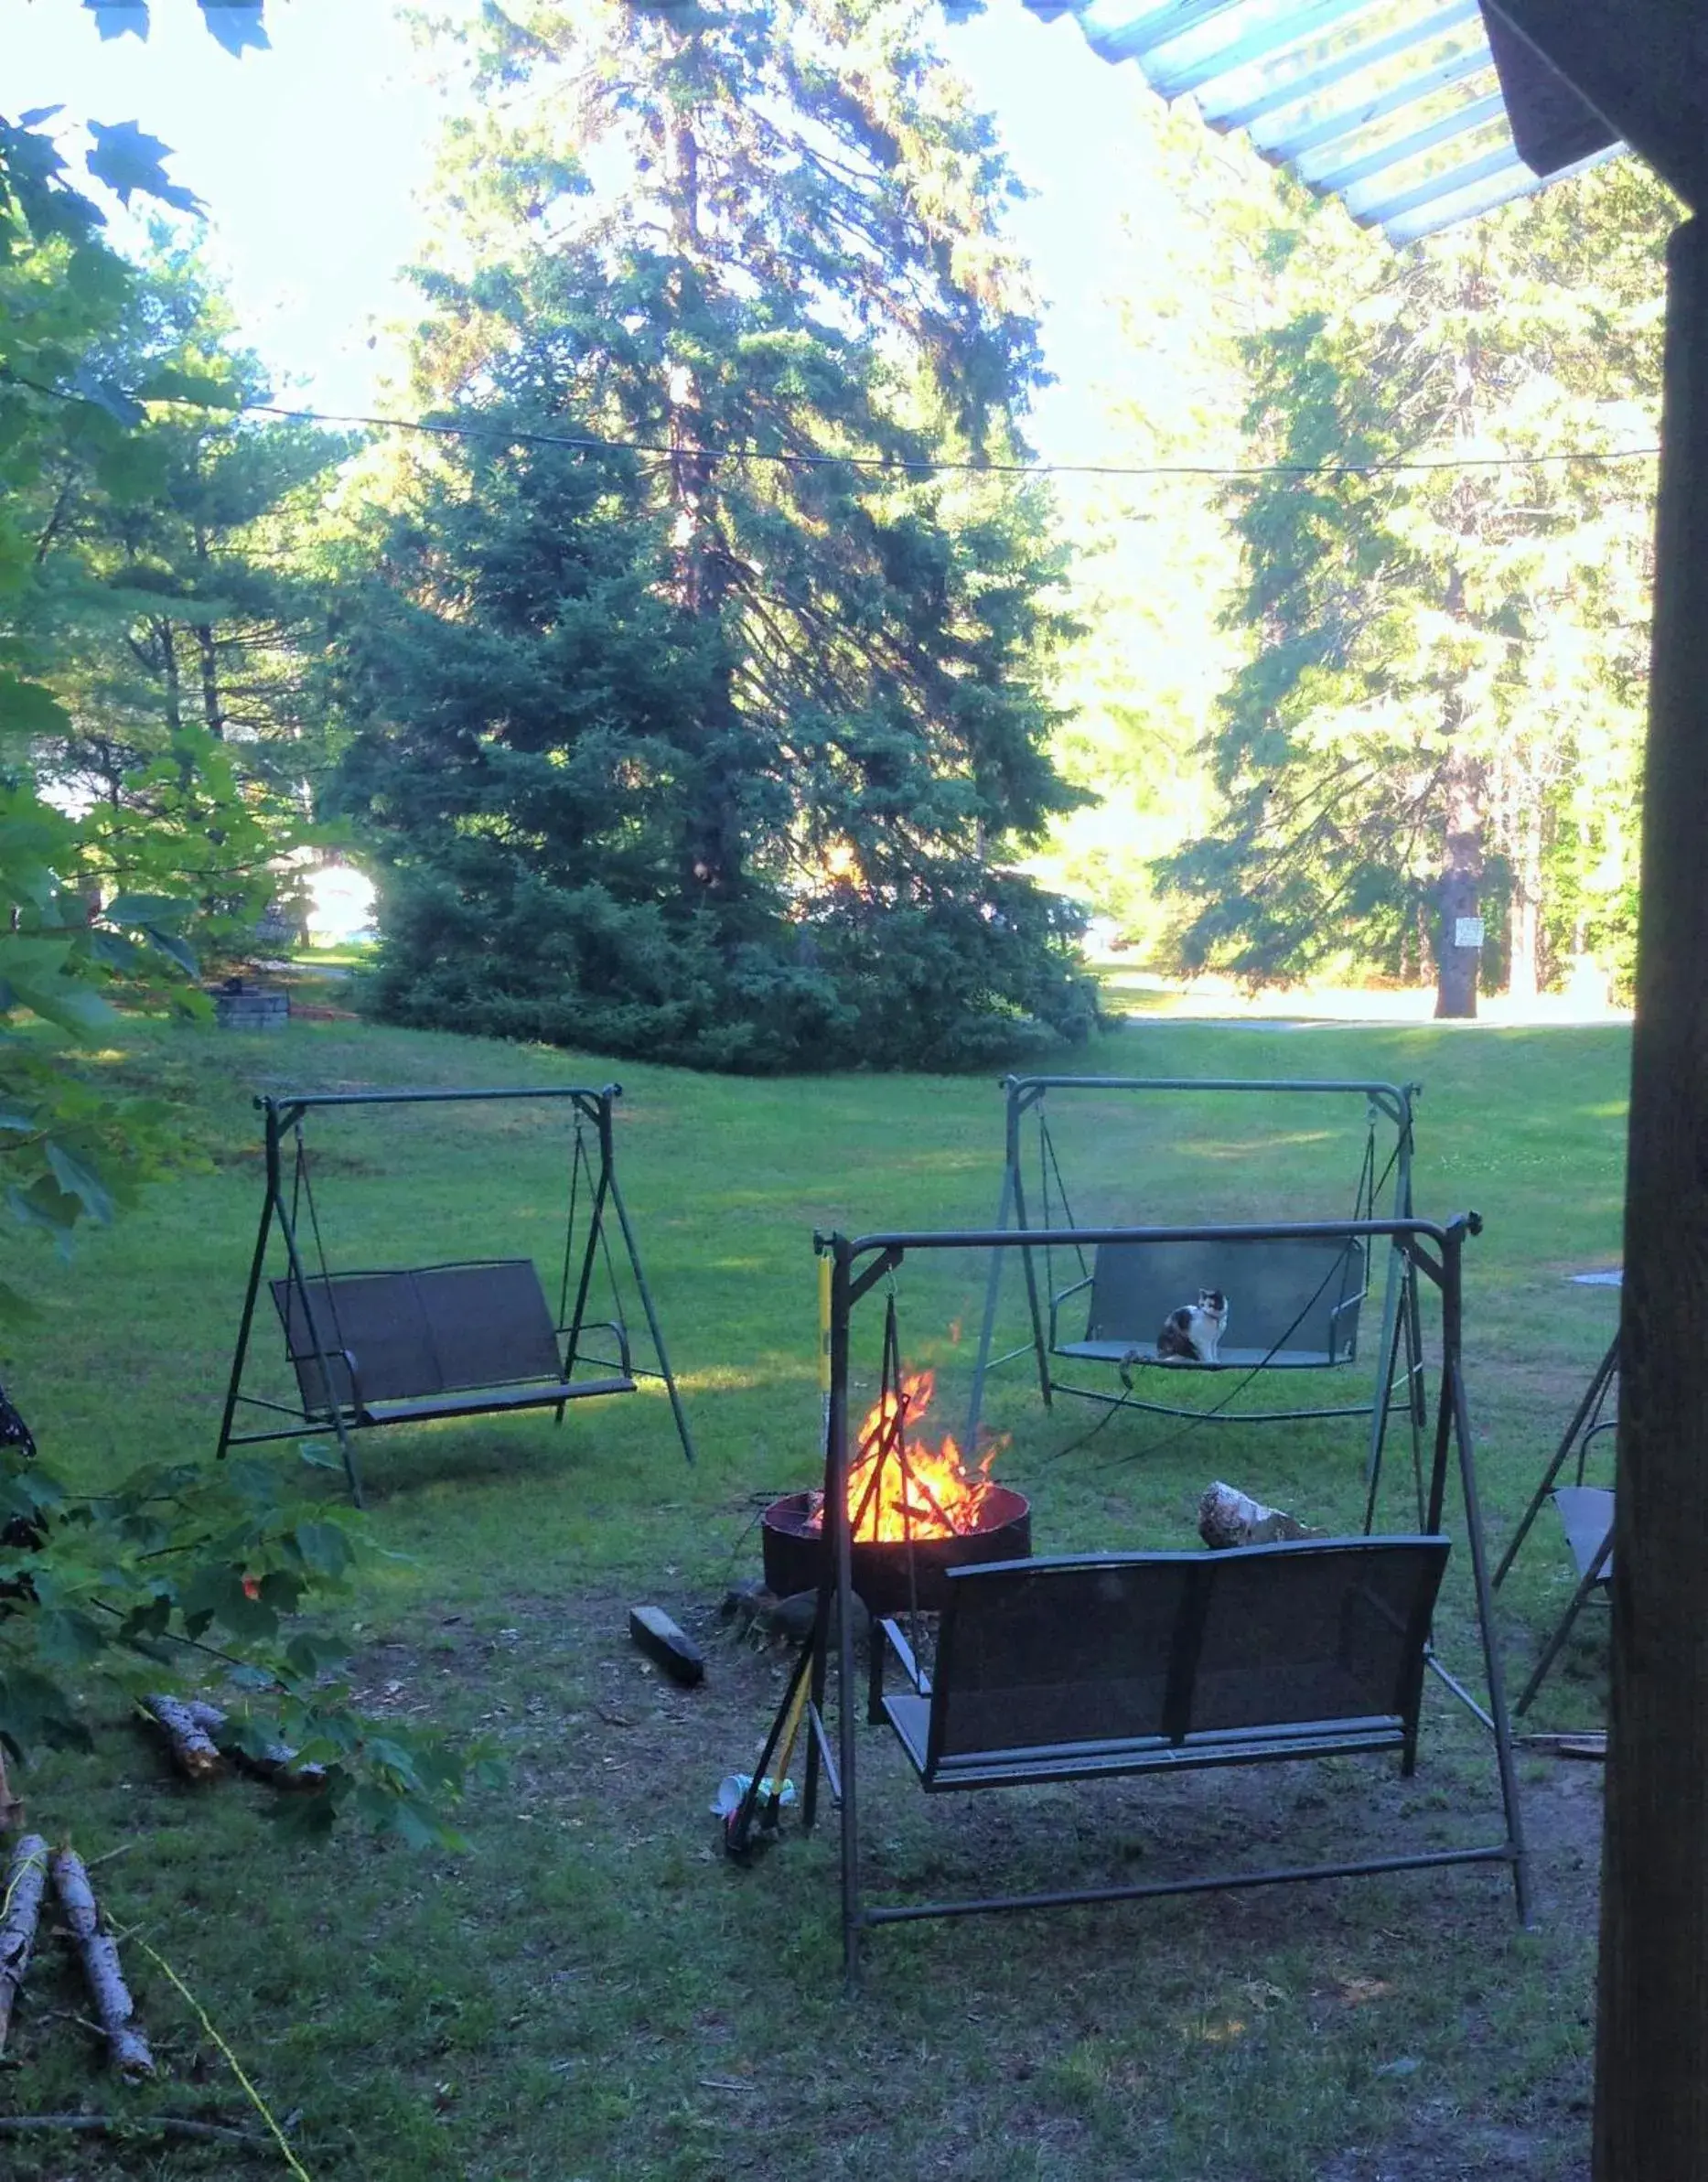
top-left (0, 1833), bottom-right (48, 2057)
top-left (628, 1605), bottom-right (705, 1686)
top-left (50, 1848), bottom-right (154, 2077)
top-left (1198, 1480), bottom-right (1325, 1551)
top-left (141, 1694), bottom-right (225, 1783)
top-left (177, 1699), bottom-right (327, 1790)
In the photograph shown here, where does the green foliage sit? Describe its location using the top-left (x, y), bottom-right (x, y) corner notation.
top-left (0, 93), bottom-right (483, 1853)
top-left (85, 1), bottom-right (273, 59)
top-left (0, 776), bottom-right (204, 1317)
top-left (1155, 161), bottom-right (1674, 1006)
top-left (1, 115), bottom-right (341, 1301)
top-left (1, 1436), bottom-right (494, 1848)
top-left (335, 0), bottom-right (1096, 1070)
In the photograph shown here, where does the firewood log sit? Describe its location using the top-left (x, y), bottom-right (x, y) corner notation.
top-left (628, 1605), bottom-right (705, 1686)
top-left (1198, 1480), bottom-right (1324, 1551)
top-left (141, 1694), bottom-right (226, 1783)
top-left (178, 1698), bottom-right (328, 1790)
top-left (0, 1833), bottom-right (48, 2057)
top-left (49, 1848), bottom-right (154, 2076)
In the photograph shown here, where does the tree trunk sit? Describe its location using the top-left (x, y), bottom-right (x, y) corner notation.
top-left (661, 97), bottom-right (745, 915)
top-left (1595, 210), bottom-right (1708, 2182)
top-left (1434, 737), bottom-right (1485, 1019)
top-left (158, 619), bottom-right (183, 735)
top-left (194, 624), bottom-right (225, 739)
top-left (1499, 729), bottom-right (1550, 1004)
top-left (1507, 790), bottom-right (1543, 1004)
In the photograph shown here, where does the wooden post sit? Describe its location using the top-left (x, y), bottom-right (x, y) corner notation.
top-left (1595, 210), bottom-right (1708, 2179)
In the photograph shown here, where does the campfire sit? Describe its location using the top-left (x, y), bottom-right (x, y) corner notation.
top-left (761, 1366), bottom-right (1031, 1613)
top-left (826, 1369), bottom-right (1002, 1542)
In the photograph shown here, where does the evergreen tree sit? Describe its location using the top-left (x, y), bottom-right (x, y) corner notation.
top-left (335, 0), bottom-right (1094, 1071)
top-left (24, 239), bottom-right (345, 950)
top-left (1155, 160), bottom-right (1671, 1016)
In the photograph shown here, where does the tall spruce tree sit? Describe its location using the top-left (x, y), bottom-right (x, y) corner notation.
top-left (1155, 160), bottom-right (1671, 1016)
top-left (335, 0), bottom-right (1092, 1071)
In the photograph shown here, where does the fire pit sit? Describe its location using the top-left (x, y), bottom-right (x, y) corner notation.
top-left (761, 1483), bottom-right (1031, 1615)
top-left (761, 1367), bottom-right (1031, 1615)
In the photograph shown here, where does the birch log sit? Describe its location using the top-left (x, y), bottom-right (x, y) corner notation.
top-left (179, 1698), bottom-right (327, 1790)
top-left (50, 1848), bottom-right (154, 2076)
top-left (1198, 1481), bottom-right (1324, 1550)
top-left (141, 1694), bottom-right (225, 1782)
top-left (0, 1833), bottom-right (48, 2056)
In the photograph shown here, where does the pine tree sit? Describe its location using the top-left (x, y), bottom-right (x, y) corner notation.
top-left (1155, 160), bottom-right (1671, 1016)
top-left (335, 0), bottom-right (1093, 1070)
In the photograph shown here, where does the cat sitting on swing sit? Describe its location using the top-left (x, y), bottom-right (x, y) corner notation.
top-left (1155, 1287), bottom-right (1230, 1363)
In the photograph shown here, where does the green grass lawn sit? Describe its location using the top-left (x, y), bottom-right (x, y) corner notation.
top-left (1, 1011), bottom-right (1625, 2179)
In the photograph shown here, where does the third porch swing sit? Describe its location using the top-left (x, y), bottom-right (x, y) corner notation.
top-left (965, 1075), bottom-right (1427, 1487)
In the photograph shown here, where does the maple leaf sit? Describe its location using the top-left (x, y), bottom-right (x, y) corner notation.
top-left (84, 120), bottom-right (202, 213)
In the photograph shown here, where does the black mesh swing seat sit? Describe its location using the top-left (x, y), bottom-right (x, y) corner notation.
top-left (965, 1077), bottom-right (1425, 1473)
top-left (876, 1537), bottom-right (1447, 1796)
top-left (1052, 1234), bottom-right (1367, 1370)
top-left (269, 1261), bottom-right (636, 1427)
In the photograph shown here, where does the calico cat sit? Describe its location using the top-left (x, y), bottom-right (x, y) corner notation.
top-left (1156, 1288), bottom-right (1229, 1364)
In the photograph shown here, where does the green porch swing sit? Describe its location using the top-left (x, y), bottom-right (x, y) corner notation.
top-left (966, 1076), bottom-right (1426, 1488)
top-left (213, 1083), bottom-right (694, 1504)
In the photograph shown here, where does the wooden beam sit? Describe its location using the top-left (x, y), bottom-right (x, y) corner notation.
top-left (1595, 211), bottom-right (1708, 2179)
top-left (1483, 0), bottom-right (1705, 207)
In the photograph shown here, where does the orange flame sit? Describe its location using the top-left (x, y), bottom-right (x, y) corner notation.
top-left (843, 1370), bottom-right (1003, 1542)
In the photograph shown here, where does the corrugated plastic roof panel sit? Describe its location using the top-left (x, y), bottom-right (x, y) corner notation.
top-left (1017, 0), bottom-right (1625, 242)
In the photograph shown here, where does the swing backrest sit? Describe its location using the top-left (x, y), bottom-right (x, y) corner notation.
top-left (270, 1259), bottom-right (563, 1413)
top-left (1083, 1234), bottom-right (1367, 1360)
top-left (922, 1535), bottom-right (1448, 1775)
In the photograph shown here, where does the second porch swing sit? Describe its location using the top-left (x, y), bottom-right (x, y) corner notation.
top-left (966, 1076), bottom-right (1427, 1481)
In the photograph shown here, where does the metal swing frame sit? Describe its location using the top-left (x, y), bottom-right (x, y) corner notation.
top-left (966, 1076), bottom-right (1426, 1486)
top-left (731, 1212), bottom-right (1529, 1986)
top-left (213, 1083), bottom-right (694, 1504)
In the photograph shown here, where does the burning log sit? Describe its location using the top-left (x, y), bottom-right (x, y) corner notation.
top-left (1198, 1481), bottom-right (1324, 1551)
top-left (141, 1694), bottom-right (226, 1783)
top-left (50, 1848), bottom-right (153, 2077)
top-left (844, 1370), bottom-right (1003, 1544)
top-left (0, 1833), bottom-right (48, 2058)
top-left (762, 1366), bottom-right (1032, 1614)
